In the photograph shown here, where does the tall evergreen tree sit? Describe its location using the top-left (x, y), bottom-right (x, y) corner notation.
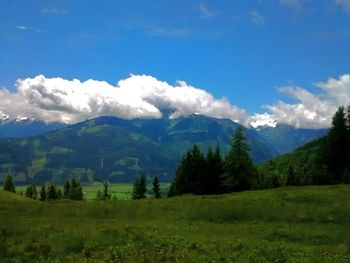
top-left (132, 175), bottom-right (147, 199)
top-left (102, 181), bottom-right (111, 200)
top-left (204, 146), bottom-right (224, 194)
top-left (170, 145), bottom-right (206, 195)
top-left (319, 106), bottom-right (349, 183)
top-left (223, 126), bottom-right (257, 192)
top-left (39, 185), bottom-right (46, 201)
top-left (25, 185), bottom-right (33, 198)
top-left (47, 183), bottom-right (58, 200)
top-left (63, 180), bottom-right (70, 199)
top-left (152, 176), bottom-right (161, 198)
top-left (3, 175), bottom-right (15, 193)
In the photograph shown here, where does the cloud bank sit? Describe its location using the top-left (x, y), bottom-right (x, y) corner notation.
top-left (251, 74), bottom-right (350, 129)
top-left (0, 75), bottom-right (248, 125)
top-left (1, 74), bottom-right (349, 129)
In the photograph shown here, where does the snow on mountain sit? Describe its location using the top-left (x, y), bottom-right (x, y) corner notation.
top-left (250, 113), bottom-right (278, 130)
top-left (0, 112), bottom-right (10, 123)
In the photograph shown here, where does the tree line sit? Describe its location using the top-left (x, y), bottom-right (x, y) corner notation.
top-left (168, 126), bottom-right (257, 196)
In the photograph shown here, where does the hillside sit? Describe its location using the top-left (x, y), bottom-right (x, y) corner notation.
top-left (258, 136), bottom-right (326, 186)
top-left (1, 185), bottom-right (350, 262)
top-left (256, 123), bottom-right (328, 154)
top-left (0, 115), bottom-right (277, 184)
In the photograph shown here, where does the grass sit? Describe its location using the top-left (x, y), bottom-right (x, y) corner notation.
top-left (1, 185), bottom-right (350, 262)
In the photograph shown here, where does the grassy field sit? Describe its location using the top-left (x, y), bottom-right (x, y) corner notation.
top-left (15, 182), bottom-right (171, 201)
top-left (1, 185), bottom-right (350, 262)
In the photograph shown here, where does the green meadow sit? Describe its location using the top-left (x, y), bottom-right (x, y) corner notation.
top-left (1, 185), bottom-right (350, 262)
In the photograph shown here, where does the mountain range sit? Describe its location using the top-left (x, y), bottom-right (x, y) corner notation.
top-left (0, 115), bottom-right (328, 184)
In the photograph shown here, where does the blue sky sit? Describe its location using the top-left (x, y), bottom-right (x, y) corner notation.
top-left (0, 0), bottom-right (350, 128)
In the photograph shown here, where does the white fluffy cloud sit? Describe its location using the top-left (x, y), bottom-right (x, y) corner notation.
top-left (0, 74), bottom-right (248, 125)
top-left (1, 74), bottom-right (350, 129)
top-left (252, 74), bottom-right (350, 129)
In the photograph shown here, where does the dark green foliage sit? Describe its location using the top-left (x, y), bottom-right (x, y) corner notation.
top-left (132, 175), bottom-right (147, 199)
top-left (318, 106), bottom-right (350, 183)
top-left (259, 105), bottom-right (350, 187)
top-left (47, 183), bottom-right (58, 200)
top-left (3, 175), bottom-right (15, 193)
top-left (25, 185), bottom-right (37, 199)
top-left (223, 126), bottom-right (257, 192)
top-left (152, 176), bottom-right (161, 198)
top-left (96, 182), bottom-right (111, 201)
top-left (39, 185), bottom-right (46, 201)
top-left (69, 179), bottom-right (84, 200)
top-left (204, 146), bottom-right (224, 194)
top-left (57, 188), bottom-right (62, 199)
top-left (63, 180), bottom-right (70, 199)
top-left (170, 145), bottom-right (206, 195)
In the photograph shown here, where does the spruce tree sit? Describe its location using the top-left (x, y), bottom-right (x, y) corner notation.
top-left (3, 175), bottom-right (15, 193)
top-left (223, 126), bottom-right (257, 192)
top-left (25, 185), bottom-right (33, 198)
top-left (39, 185), bottom-right (47, 201)
top-left (170, 145), bottom-right (206, 195)
top-left (132, 175), bottom-right (147, 199)
top-left (47, 183), bottom-right (58, 200)
top-left (319, 106), bottom-right (349, 183)
top-left (63, 180), bottom-right (70, 199)
top-left (152, 176), bottom-right (161, 198)
top-left (32, 185), bottom-right (38, 200)
top-left (102, 181), bottom-right (111, 200)
top-left (204, 146), bottom-right (224, 194)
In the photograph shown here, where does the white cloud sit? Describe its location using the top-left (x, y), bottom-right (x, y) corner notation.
top-left (251, 74), bottom-right (350, 129)
top-left (336, 0), bottom-right (350, 13)
top-left (249, 11), bottom-right (266, 26)
top-left (2, 74), bottom-right (350, 129)
top-left (16, 25), bottom-right (43, 33)
top-left (0, 75), bottom-right (248, 125)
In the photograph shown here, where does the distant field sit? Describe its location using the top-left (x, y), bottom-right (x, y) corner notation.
top-left (1, 185), bottom-right (350, 262)
top-left (15, 182), bottom-right (171, 200)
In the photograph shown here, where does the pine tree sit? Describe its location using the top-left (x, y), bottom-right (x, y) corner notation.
top-left (63, 180), bottom-right (70, 199)
top-left (152, 176), bottom-right (161, 198)
top-left (132, 175), bottom-right (147, 199)
top-left (25, 185), bottom-right (33, 198)
top-left (47, 183), bottom-right (58, 200)
top-left (102, 181), bottom-right (111, 200)
top-left (223, 126), bottom-right (257, 192)
top-left (170, 145), bottom-right (206, 195)
top-left (32, 185), bottom-right (38, 200)
top-left (204, 146), bottom-right (224, 194)
top-left (3, 175), bottom-right (15, 193)
top-left (39, 185), bottom-right (47, 201)
top-left (318, 106), bottom-right (349, 183)
top-left (286, 165), bottom-right (296, 186)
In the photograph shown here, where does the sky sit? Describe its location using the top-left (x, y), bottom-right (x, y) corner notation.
top-left (0, 0), bottom-right (350, 128)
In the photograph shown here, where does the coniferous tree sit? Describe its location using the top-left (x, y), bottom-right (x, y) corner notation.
top-left (170, 145), bottom-right (206, 195)
top-left (57, 188), bottom-right (62, 199)
top-left (39, 185), bottom-right (46, 201)
top-left (63, 180), bottom-right (70, 199)
top-left (204, 146), bottom-right (224, 194)
top-left (3, 175), bottom-right (15, 193)
top-left (317, 106), bottom-right (349, 184)
top-left (25, 185), bottom-right (33, 198)
top-left (152, 176), bottom-right (161, 198)
top-left (32, 185), bottom-right (38, 200)
top-left (286, 165), bottom-right (296, 186)
top-left (132, 175), bottom-right (147, 199)
top-left (102, 181), bottom-right (111, 200)
top-left (223, 126), bottom-right (257, 192)
top-left (47, 183), bottom-right (58, 200)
